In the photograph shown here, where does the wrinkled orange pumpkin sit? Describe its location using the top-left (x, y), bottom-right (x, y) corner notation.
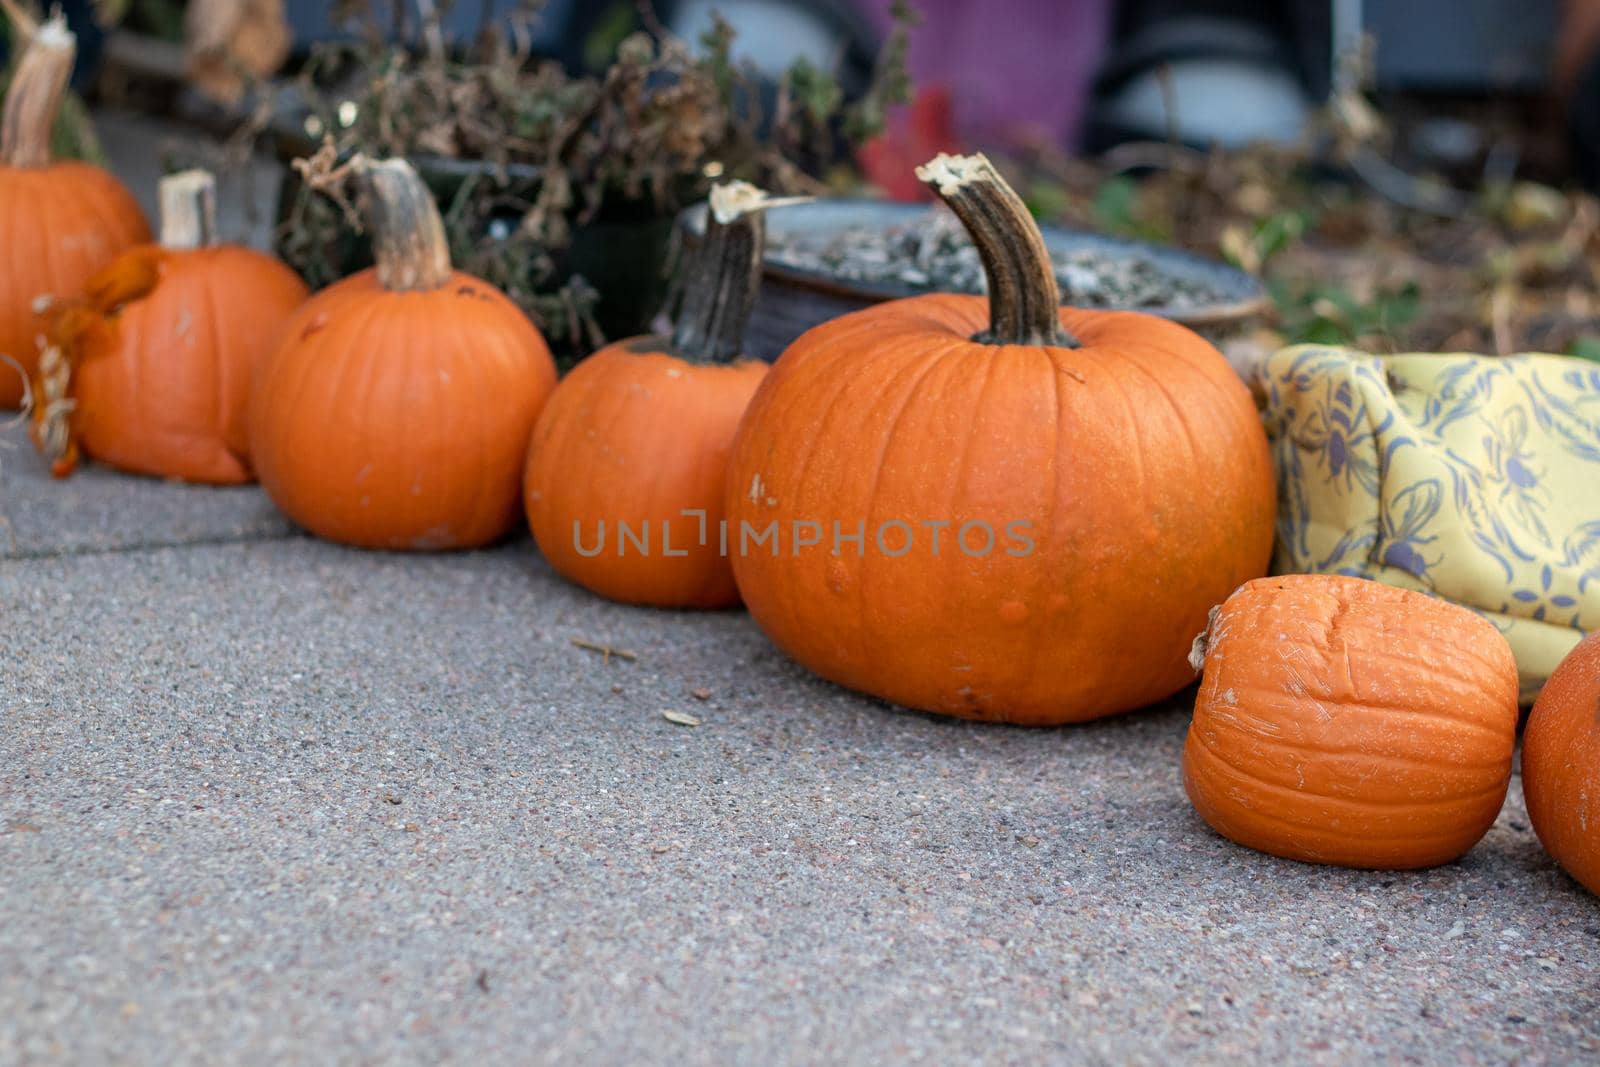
top-left (524, 182), bottom-right (777, 608)
top-left (0, 12), bottom-right (150, 409)
top-left (1522, 631), bottom-right (1600, 896)
top-left (31, 169), bottom-right (308, 481)
top-left (723, 153), bottom-right (1276, 724)
top-left (1184, 574), bottom-right (1520, 869)
top-left (249, 155), bottom-right (556, 550)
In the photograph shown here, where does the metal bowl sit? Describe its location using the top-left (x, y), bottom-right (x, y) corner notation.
top-left (678, 198), bottom-right (1268, 361)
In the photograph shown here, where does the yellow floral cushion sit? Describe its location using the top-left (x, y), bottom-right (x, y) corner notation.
top-left (1264, 345), bottom-right (1600, 701)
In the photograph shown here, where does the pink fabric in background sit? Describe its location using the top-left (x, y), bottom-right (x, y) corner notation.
top-left (860, 0), bottom-right (1112, 152)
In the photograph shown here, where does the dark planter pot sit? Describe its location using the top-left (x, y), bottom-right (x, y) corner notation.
top-left (677, 199), bottom-right (1269, 362)
top-left (273, 156), bottom-right (678, 351)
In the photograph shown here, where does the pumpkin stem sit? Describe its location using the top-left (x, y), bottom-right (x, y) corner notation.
top-left (361, 158), bottom-right (453, 292)
top-left (1, 12), bottom-right (75, 169)
top-left (915, 153), bottom-right (1078, 348)
top-left (1188, 604), bottom-right (1222, 674)
top-left (670, 182), bottom-right (801, 363)
top-left (292, 145), bottom-right (452, 290)
top-left (159, 169), bottom-right (219, 250)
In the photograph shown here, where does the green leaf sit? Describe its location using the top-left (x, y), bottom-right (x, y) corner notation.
top-left (1091, 176), bottom-right (1139, 234)
top-left (1023, 181), bottom-right (1069, 222)
top-left (1251, 209), bottom-right (1313, 263)
top-left (584, 2), bottom-right (642, 74)
top-left (785, 56), bottom-right (844, 126)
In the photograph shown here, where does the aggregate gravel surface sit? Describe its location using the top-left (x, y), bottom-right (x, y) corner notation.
top-left (0, 425), bottom-right (291, 560)
top-left (2, 531), bottom-right (1597, 1065)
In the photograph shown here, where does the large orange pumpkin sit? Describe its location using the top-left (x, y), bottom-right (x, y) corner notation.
top-left (0, 11), bottom-right (150, 409)
top-left (524, 182), bottom-right (777, 608)
top-left (1183, 574), bottom-right (1520, 869)
top-left (31, 169), bottom-right (308, 481)
top-left (1522, 630), bottom-right (1600, 896)
top-left (722, 153), bottom-right (1276, 724)
top-left (249, 156), bottom-right (556, 549)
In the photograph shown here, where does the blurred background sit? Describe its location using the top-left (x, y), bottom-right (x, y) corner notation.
top-left (13, 0), bottom-right (1600, 362)
top-left (57, 0), bottom-right (1578, 169)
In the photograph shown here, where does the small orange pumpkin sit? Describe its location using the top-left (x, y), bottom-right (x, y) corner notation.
top-left (1522, 631), bottom-right (1600, 896)
top-left (249, 154), bottom-right (557, 550)
top-left (524, 182), bottom-right (779, 608)
top-left (723, 154), bottom-right (1276, 724)
top-left (31, 169), bottom-right (308, 481)
top-left (1183, 574), bottom-right (1520, 869)
top-left (0, 11), bottom-right (151, 409)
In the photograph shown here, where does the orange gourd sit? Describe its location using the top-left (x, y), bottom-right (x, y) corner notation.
top-left (723, 154), bottom-right (1276, 724)
top-left (1522, 631), bottom-right (1600, 896)
top-left (249, 155), bottom-right (556, 549)
top-left (0, 11), bottom-right (150, 409)
top-left (30, 170), bottom-right (308, 481)
top-left (524, 183), bottom-right (778, 608)
top-left (1183, 574), bottom-right (1520, 869)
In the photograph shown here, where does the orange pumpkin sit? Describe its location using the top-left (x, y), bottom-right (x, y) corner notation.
top-left (31, 169), bottom-right (308, 481)
top-left (1183, 574), bottom-right (1520, 869)
top-left (0, 12), bottom-right (150, 409)
top-left (1522, 631), bottom-right (1600, 896)
top-left (524, 183), bottom-right (777, 608)
top-left (249, 155), bottom-right (556, 549)
top-left (722, 153), bottom-right (1276, 724)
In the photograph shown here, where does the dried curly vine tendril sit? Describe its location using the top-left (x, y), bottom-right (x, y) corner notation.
top-left (0, 351), bottom-right (33, 436)
top-left (32, 340), bottom-right (77, 477)
top-left (25, 170), bottom-right (217, 477)
top-left (27, 251), bottom-right (164, 479)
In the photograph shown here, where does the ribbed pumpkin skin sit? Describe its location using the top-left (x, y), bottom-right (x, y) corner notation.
top-left (0, 163), bottom-right (150, 407)
top-left (1523, 631), bottom-right (1600, 896)
top-left (74, 245), bottom-right (308, 483)
top-left (525, 342), bottom-right (767, 608)
top-left (1184, 575), bottom-right (1519, 869)
top-left (724, 297), bottom-right (1276, 725)
top-left (249, 268), bottom-right (557, 549)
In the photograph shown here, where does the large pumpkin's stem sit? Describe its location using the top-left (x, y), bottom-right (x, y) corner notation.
top-left (915, 153), bottom-right (1078, 348)
top-left (1, 12), bottom-right (75, 169)
top-left (159, 170), bottom-right (219, 250)
top-left (362, 158), bottom-right (453, 292)
top-left (670, 182), bottom-right (801, 363)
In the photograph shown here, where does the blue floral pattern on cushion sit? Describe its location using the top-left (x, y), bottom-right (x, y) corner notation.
top-left (1265, 346), bottom-right (1600, 699)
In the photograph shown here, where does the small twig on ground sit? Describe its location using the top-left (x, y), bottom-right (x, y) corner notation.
top-left (571, 639), bottom-right (637, 665)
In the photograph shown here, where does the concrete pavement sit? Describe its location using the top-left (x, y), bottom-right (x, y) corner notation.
top-left (2, 418), bottom-right (1598, 1064)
